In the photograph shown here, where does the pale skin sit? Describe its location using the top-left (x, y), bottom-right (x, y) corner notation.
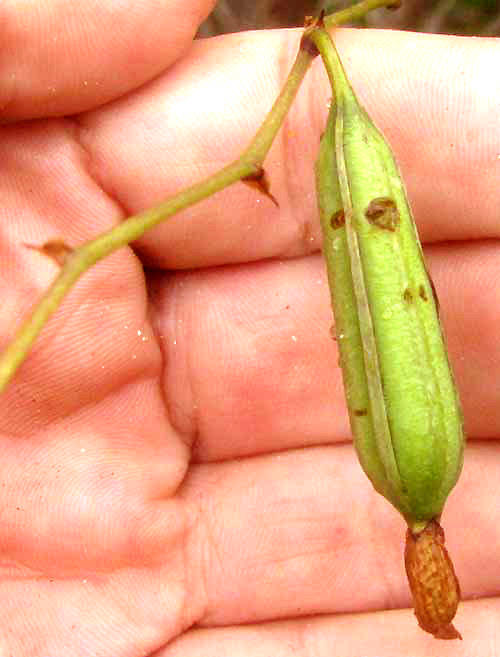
top-left (1, 0), bottom-right (500, 654)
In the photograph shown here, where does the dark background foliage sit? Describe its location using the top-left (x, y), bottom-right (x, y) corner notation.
top-left (198, 0), bottom-right (500, 37)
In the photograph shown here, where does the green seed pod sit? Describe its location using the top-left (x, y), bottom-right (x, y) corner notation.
top-left (310, 24), bottom-right (464, 639)
top-left (313, 26), bottom-right (464, 529)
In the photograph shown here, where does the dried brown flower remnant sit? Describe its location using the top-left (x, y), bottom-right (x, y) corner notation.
top-left (404, 519), bottom-right (461, 640)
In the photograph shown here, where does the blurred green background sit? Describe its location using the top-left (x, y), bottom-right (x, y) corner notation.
top-left (198, 0), bottom-right (500, 36)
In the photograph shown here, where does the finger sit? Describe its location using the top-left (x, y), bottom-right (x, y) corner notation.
top-left (0, 121), bottom-right (186, 489)
top-left (158, 600), bottom-right (491, 656)
top-left (0, 117), bottom-right (193, 655)
top-left (180, 442), bottom-right (492, 627)
top-left (0, 0), bottom-right (215, 121)
top-left (0, 125), bottom-right (188, 571)
top-left (77, 29), bottom-right (500, 269)
top-left (151, 240), bottom-right (500, 463)
top-left (0, 119), bottom-right (157, 427)
top-left (0, 385), bottom-right (190, 657)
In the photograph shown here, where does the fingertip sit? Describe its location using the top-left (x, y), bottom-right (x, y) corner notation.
top-left (0, 0), bottom-right (216, 121)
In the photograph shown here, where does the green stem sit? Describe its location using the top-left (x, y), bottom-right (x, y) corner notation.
top-left (324, 0), bottom-right (400, 29)
top-left (0, 41), bottom-right (312, 394)
top-left (0, 0), bottom-right (399, 394)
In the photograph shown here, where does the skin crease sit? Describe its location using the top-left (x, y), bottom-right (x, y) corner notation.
top-left (1, 0), bottom-right (500, 655)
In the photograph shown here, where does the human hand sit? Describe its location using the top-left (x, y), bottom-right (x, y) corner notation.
top-left (1, 1), bottom-right (499, 655)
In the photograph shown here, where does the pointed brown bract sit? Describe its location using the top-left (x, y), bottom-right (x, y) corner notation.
top-left (404, 519), bottom-right (462, 640)
top-left (242, 168), bottom-right (279, 207)
top-left (24, 239), bottom-right (73, 266)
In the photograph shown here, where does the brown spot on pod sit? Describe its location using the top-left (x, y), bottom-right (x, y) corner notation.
top-left (419, 285), bottom-right (428, 302)
top-left (330, 209), bottom-right (345, 229)
top-left (403, 288), bottom-right (413, 303)
top-left (354, 408), bottom-right (368, 417)
top-left (365, 197), bottom-right (399, 231)
top-left (404, 519), bottom-right (461, 640)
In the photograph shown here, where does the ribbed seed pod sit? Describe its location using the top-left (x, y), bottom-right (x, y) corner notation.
top-left (311, 23), bottom-right (464, 639)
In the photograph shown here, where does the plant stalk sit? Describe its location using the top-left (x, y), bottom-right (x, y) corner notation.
top-left (0, 0), bottom-right (399, 393)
